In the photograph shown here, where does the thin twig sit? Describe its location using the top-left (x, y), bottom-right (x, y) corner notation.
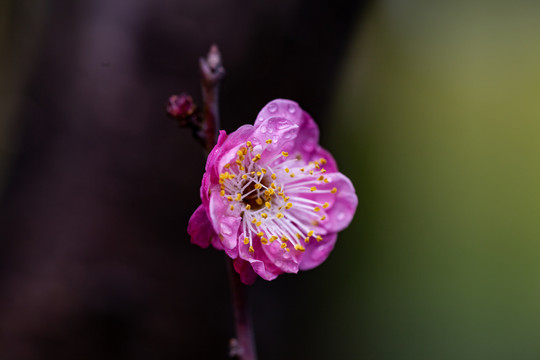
top-left (199, 44), bottom-right (226, 153)
top-left (228, 260), bottom-right (257, 360)
top-left (198, 45), bottom-right (257, 360)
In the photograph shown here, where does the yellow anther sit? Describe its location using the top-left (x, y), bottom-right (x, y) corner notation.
top-left (321, 168), bottom-right (327, 173)
top-left (236, 193), bottom-right (242, 201)
top-left (281, 151), bottom-right (289, 157)
top-left (296, 233), bottom-right (302, 239)
top-left (271, 173), bottom-right (277, 180)
top-left (276, 213), bottom-right (284, 219)
top-left (318, 176), bottom-right (324, 181)
top-left (268, 188), bottom-right (275, 195)
top-left (257, 231), bottom-right (264, 237)
top-left (316, 235), bottom-right (323, 242)
top-left (307, 230), bottom-right (314, 237)
top-left (290, 173), bottom-right (295, 178)
top-left (286, 248), bottom-right (290, 252)
top-left (331, 187), bottom-right (337, 194)
top-left (271, 183), bottom-right (276, 189)
top-left (266, 139), bottom-right (272, 144)
top-left (310, 186), bottom-right (317, 192)
top-left (309, 170), bottom-right (314, 175)
top-left (224, 163), bottom-right (231, 168)
top-left (242, 174), bottom-right (248, 179)
top-left (261, 213), bottom-right (268, 219)
top-left (245, 204), bottom-right (251, 210)
top-left (230, 205), bottom-right (234, 211)
top-left (261, 237), bottom-right (268, 245)
top-left (255, 198), bottom-right (263, 205)
top-left (254, 183), bottom-right (262, 189)
top-left (261, 168), bottom-right (267, 174)
top-left (305, 237), bottom-right (310, 243)
top-left (285, 202), bottom-right (293, 209)
top-left (249, 246), bottom-right (255, 253)
top-left (314, 207), bottom-right (321, 212)
top-left (252, 154), bottom-right (261, 162)
top-left (281, 236), bottom-right (288, 242)
top-left (228, 174), bottom-right (236, 179)
top-left (256, 221), bottom-right (262, 226)
top-left (246, 141), bottom-right (252, 147)
top-left (278, 191), bottom-right (284, 197)
top-left (265, 202), bottom-right (271, 209)
top-left (315, 163), bottom-right (320, 169)
top-left (236, 159), bottom-right (242, 165)
top-left (300, 168), bottom-right (305, 172)
top-left (244, 237), bottom-right (249, 244)
top-left (294, 244), bottom-right (305, 252)
top-left (320, 215), bottom-right (327, 220)
top-left (227, 196), bottom-right (233, 202)
top-left (239, 166), bottom-right (245, 171)
top-left (257, 171), bottom-right (262, 177)
top-left (242, 147), bottom-right (248, 155)
top-left (220, 190), bottom-right (225, 197)
top-left (324, 178), bottom-right (329, 183)
top-left (323, 202), bottom-right (329, 208)
top-left (281, 243), bottom-right (287, 249)
top-left (237, 150), bottom-right (243, 156)
top-left (320, 158), bottom-right (327, 164)
top-left (284, 168), bottom-right (289, 173)
top-left (312, 220), bottom-right (319, 226)
top-left (284, 196), bottom-right (289, 202)
top-left (264, 190), bottom-right (270, 197)
top-left (270, 235), bottom-right (278, 242)
top-left (252, 218), bottom-right (257, 224)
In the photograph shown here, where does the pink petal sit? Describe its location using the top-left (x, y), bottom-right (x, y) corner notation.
top-left (299, 233), bottom-right (338, 270)
top-left (233, 258), bottom-right (258, 285)
top-left (187, 205), bottom-right (215, 248)
top-left (321, 173), bottom-right (358, 233)
top-left (238, 236), bottom-right (283, 281)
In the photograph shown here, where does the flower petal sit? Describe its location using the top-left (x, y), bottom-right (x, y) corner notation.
top-left (233, 258), bottom-right (258, 285)
top-left (299, 232), bottom-right (337, 270)
top-left (238, 236), bottom-right (283, 281)
top-left (187, 205), bottom-right (215, 248)
top-left (321, 173), bottom-right (357, 233)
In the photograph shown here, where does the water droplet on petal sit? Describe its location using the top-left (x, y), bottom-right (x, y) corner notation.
top-left (282, 129), bottom-right (295, 140)
top-left (220, 223), bottom-right (232, 236)
top-left (268, 103), bottom-right (278, 113)
top-left (303, 142), bottom-right (315, 152)
top-left (260, 125), bottom-right (267, 133)
top-left (287, 104), bottom-right (296, 114)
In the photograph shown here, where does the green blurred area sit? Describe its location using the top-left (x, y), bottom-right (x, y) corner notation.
top-left (327, 1), bottom-right (540, 359)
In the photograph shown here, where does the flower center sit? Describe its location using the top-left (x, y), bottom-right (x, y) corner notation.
top-left (218, 139), bottom-right (337, 254)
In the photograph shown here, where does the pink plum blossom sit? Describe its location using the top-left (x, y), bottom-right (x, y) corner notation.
top-left (188, 99), bottom-right (357, 284)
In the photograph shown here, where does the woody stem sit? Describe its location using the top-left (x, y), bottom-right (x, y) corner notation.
top-left (199, 44), bottom-right (257, 360)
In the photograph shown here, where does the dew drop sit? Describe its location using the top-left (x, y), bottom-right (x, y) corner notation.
top-left (282, 129), bottom-right (294, 140)
top-left (303, 142), bottom-right (315, 152)
top-left (287, 104), bottom-right (296, 114)
top-left (259, 125), bottom-right (267, 134)
top-left (220, 223), bottom-right (232, 236)
top-left (268, 102), bottom-right (278, 113)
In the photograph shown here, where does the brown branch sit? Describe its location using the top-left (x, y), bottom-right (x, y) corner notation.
top-left (199, 44), bottom-right (226, 153)
top-left (196, 45), bottom-right (257, 360)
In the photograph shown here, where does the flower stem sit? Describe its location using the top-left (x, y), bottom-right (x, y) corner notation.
top-left (199, 45), bottom-right (257, 360)
top-left (199, 44), bottom-right (225, 153)
top-left (227, 259), bottom-right (257, 360)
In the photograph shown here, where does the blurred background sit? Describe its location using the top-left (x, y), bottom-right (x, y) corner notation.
top-left (2, 0), bottom-right (540, 359)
